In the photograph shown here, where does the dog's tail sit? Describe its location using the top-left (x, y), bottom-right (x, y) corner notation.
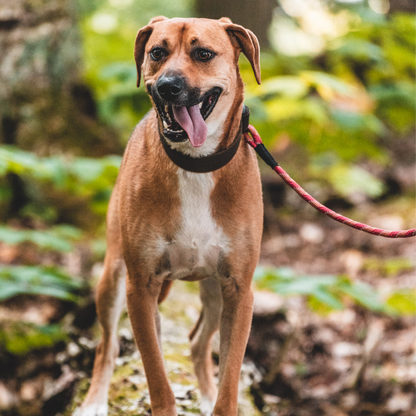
top-left (158, 280), bottom-right (173, 304)
top-left (189, 308), bottom-right (204, 341)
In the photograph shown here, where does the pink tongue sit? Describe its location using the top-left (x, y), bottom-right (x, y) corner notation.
top-left (172, 105), bottom-right (208, 147)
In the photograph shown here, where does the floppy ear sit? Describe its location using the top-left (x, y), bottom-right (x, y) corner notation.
top-left (148, 15), bottom-right (168, 24)
top-left (134, 25), bottom-right (153, 87)
top-left (220, 22), bottom-right (261, 85)
top-left (134, 17), bottom-right (168, 87)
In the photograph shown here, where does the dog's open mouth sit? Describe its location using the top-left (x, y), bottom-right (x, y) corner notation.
top-left (156, 87), bottom-right (222, 147)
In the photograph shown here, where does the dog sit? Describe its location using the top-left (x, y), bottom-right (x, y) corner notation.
top-left (75, 16), bottom-right (263, 416)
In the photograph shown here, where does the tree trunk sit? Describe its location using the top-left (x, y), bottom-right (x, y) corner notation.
top-left (389, 0), bottom-right (415, 13)
top-left (195, 0), bottom-right (276, 49)
top-left (0, 0), bottom-right (120, 156)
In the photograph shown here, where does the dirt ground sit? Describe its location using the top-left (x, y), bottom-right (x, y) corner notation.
top-left (248, 210), bottom-right (416, 416)
top-left (0, 137), bottom-right (415, 415)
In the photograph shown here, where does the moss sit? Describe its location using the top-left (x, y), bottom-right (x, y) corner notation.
top-left (67, 282), bottom-right (260, 415)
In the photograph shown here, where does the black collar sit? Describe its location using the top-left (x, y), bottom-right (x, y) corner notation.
top-left (159, 105), bottom-right (250, 173)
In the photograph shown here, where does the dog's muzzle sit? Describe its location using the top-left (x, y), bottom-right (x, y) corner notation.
top-left (151, 75), bottom-right (222, 147)
top-left (156, 75), bottom-right (185, 102)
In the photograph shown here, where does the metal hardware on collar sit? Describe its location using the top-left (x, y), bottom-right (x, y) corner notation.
top-left (244, 124), bottom-right (416, 239)
top-left (160, 105), bottom-right (250, 173)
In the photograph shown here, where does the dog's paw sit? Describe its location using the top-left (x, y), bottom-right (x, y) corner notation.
top-left (200, 396), bottom-right (215, 416)
top-left (73, 404), bottom-right (108, 416)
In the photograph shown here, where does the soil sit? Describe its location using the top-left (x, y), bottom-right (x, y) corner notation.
top-left (0, 139), bottom-right (415, 416)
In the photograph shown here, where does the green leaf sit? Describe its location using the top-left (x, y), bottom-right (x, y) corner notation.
top-left (0, 266), bottom-right (83, 302)
top-left (257, 76), bottom-right (308, 98)
top-left (333, 39), bottom-right (384, 62)
top-left (100, 62), bottom-right (137, 82)
top-left (0, 227), bottom-right (27, 245)
top-left (364, 257), bottom-right (414, 277)
top-left (386, 290), bottom-right (416, 315)
top-left (331, 110), bottom-right (385, 135)
top-left (312, 288), bottom-right (344, 310)
top-left (0, 322), bottom-right (67, 355)
top-left (328, 164), bottom-right (385, 199)
top-left (271, 275), bottom-right (338, 296)
top-left (254, 266), bottom-right (391, 314)
top-left (301, 71), bottom-right (355, 97)
top-left (0, 225), bottom-right (83, 252)
top-left (337, 280), bottom-right (386, 312)
top-left (72, 158), bottom-right (106, 183)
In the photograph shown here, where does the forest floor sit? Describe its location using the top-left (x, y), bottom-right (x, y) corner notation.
top-left (0, 136), bottom-right (415, 416)
top-left (65, 204), bottom-right (416, 416)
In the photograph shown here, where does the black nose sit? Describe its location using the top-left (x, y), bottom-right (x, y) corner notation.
top-left (156, 76), bottom-right (184, 101)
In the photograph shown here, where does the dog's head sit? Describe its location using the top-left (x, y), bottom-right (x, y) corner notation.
top-left (134, 17), bottom-right (260, 151)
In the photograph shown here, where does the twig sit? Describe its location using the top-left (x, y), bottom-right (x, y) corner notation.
top-left (344, 319), bottom-right (384, 390)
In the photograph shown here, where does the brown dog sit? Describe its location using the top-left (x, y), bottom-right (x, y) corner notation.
top-left (74, 16), bottom-right (263, 416)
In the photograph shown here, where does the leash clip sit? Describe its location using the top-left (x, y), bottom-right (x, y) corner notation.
top-left (244, 125), bottom-right (262, 149)
top-left (245, 124), bottom-right (279, 169)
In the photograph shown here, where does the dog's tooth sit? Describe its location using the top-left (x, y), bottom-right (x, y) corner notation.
top-left (199, 102), bottom-right (203, 109)
top-left (163, 120), bottom-right (168, 129)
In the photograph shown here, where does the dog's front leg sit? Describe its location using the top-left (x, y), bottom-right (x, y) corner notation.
top-left (213, 279), bottom-right (254, 416)
top-left (126, 273), bottom-right (177, 416)
top-left (190, 278), bottom-right (222, 415)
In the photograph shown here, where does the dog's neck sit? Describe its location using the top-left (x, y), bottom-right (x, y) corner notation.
top-left (159, 104), bottom-right (249, 173)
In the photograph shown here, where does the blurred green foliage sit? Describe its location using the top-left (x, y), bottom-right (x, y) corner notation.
top-left (254, 266), bottom-right (386, 313)
top-left (0, 322), bottom-right (67, 355)
top-left (0, 265), bottom-right (83, 302)
top-left (386, 290), bottom-right (416, 316)
top-left (0, 265), bottom-right (84, 354)
top-left (0, 1), bottom-right (414, 356)
top-left (363, 257), bottom-right (415, 277)
top-left (0, 146), bottom-right (121, 219)
top-left (0, 224), bottom-right (82, 252)
top-left (312, 159), bottom-right (385, 199)
top-left (246, 10), bottom-right (415, 196)
top-left (0, 146), bottom-right (121, 197)
top-left (76, 1), bottom-right (415, 199)
top-left (254, 266), bottom-right (415, 316)
top-left (0, 262), bottom-right (82, 353)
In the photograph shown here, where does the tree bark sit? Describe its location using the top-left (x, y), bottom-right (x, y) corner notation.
top-left (389, 0), bottom-right (415, 13)
top-left (196, 0), bottom-right (276, 49)
top-left (0, 0), bottom-right (121, 156)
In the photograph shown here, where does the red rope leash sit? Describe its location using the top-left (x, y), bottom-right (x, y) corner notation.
top-left (244, 125), bottom-right (416, 239)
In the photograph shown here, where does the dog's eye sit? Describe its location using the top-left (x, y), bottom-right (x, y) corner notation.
top-left (150, 48), bottom-right (166, 61)
top-left (196, 49), bottom-right (214, 61)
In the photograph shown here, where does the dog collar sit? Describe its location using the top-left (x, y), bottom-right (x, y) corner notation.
top-left (159, 105), bottom-right (250, 173)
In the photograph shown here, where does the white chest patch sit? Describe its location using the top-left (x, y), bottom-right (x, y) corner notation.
top-left (166, 169), bottom-right (229, 280)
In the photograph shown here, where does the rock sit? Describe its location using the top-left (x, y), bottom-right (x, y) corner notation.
top-left (299, 223), bottom-right (324, 244)
top-left (253, 291), bottom-right (285, 316)
top-left (386, 391), bottom-right (413, 412)
top-left (0, 382), bottom-right (17, 409)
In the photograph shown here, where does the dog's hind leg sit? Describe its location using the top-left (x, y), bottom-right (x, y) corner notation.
top-left (75, 191), bottom-right (126, 416)
top-left (190, 277), bottom-right (222, 416)
top-left (74, 252), bottom-right (126, 416)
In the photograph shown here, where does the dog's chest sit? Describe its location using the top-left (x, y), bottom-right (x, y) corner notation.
top-left (162, 170), bottom-right (229, 281)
